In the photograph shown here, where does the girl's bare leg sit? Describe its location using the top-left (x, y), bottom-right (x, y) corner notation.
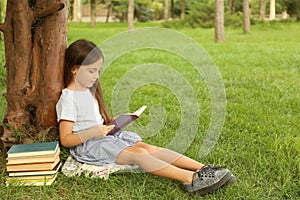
top-left (135, 142), bottom-right (203, 170)
top-left (116, 145), bottom-right (195, 183)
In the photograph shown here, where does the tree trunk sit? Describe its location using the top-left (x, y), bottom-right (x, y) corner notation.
top-left (0, 0), bottom-right (5, 41)
top-left (259, 0), bottom-right (266, 20)
top-left (128, 0), bottom-right (134, 31)
top-left (68, 0), bottom-right (74, 21)
top-left (228, 0), bottom-right (234, 12)
top-left (0, 0), bottom-right (67, 149)
top-left (164, 0), bottom-right (169, 20)
top-left (73, 0), bottom-right (81, 22)
top-left (215, 0), bottom-right (225, 43)
top-left (180, 0), bottom-right (185, 19)
top-left (282, 9), bottom-right (288, 19)
top-left (269, 0), bottom-right (276, 20)
top-left (0, 1), bottom-right (4, 22)
top-left (106, 3), bottom-right (112, 23)
top-left (243, 0), bottom-right (250, 33)
top-left (91, 0), bottom-right (96, 27)
top-left (171, 0), bottom-right (174, 19)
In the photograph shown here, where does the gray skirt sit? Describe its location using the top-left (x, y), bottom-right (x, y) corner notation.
top-left (69, 131), bottom-right (142, 166)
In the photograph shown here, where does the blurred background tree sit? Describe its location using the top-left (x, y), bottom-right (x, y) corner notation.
top-left (0, 0), bottom-right (6, 41)
top-left (64, 0), bottom-right (300, 29)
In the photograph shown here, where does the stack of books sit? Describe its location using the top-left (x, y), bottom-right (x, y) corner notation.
top-left (5, 141), bottom-right (61, 186)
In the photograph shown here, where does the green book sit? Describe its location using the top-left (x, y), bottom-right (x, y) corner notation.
top-left (7, 141), bottom-right (59, 158)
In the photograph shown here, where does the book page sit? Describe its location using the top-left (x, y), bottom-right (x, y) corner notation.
top-left (133, 105), bottom-right (147, 116)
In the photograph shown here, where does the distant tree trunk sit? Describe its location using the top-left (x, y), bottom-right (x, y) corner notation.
top-left (73, 0), bottom-right (81, 22)
top-left (0, 0), bottom-right (5, 40)
top-left (215, 0), bottom-right (225, 43)
top-left (171, 0), bottom-right (174, 19)
top-left (259, 0), bottom-right (266, 20)
top-left (269, 0), bottom-right (276, 20)
top-left (243, 0), bottom-right (250, 33)
top-left (68, 0), bottom-right (74, 21)
top-left (228, 0), bottom-right (234, 12)
top-left (91, 0), bottom-right (96, 27)
top-left (164, 0), bottom-right (169, 20)
top-left (106, 2), bottom-right (112, 23)
top-left (128, 0), bottom-right (134, 31)
top-left (180, 0), bottom-right (185, 19)
top-left (0, 1), bottom-right (4, 22)
top-left (0, 0), bottom-right (67, 150)
top-left (282, 9), bottom-right (288, 19)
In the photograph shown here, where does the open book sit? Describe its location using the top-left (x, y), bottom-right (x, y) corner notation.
top-left (107, 105), bottom-right (147, 135)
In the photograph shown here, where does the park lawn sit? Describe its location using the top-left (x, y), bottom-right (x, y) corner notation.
top-left (0, 21), bottom-right (299, 199)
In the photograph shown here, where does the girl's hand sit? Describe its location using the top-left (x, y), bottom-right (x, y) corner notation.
top-left (97, 124), bottom-right (115, 138)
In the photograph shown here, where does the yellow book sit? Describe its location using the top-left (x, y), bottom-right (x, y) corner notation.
top-left (6, 174), bottom-right (56, 181)
top-left (6, 173), bottom-right (58, 186)
top-left (6, 148), bottom-right (60, 165)
top-left (8, 161), bottom-right (61, 177)
top-left (6, 156), bottom-right (60, 172)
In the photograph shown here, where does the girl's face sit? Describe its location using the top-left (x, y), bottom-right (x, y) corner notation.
top-left (71, 58), bottom-right (103, 90)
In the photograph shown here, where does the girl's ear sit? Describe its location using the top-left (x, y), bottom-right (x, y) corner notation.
top-left (71, 66), bottom-right (78, 75)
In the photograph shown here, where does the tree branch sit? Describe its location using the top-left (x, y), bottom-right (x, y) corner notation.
top-left (0, 23), bottom-right (5, 33)
top-left (33, 3), bottom-right (65, 19)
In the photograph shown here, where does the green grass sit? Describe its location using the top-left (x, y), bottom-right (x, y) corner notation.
top-left (0, 22), bottom-right (300, 199)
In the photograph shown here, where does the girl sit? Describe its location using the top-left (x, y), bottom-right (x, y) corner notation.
top-left (56, 39), bottom-right (235, 195)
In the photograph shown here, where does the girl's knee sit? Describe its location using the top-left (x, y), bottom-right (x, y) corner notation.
top-left (135, 142), bottom-right (161, 153)
top-left (117, 146), bottom-right (150, 165)
top-left (130, 146), bottom-right (149, 154)
top-left (116, 146), bottom-right (146, 164)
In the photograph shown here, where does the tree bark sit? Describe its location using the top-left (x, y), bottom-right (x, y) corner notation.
top-left (164, 0), bottom-right (169, 20)
top-left (106, 2), bottom-right (112, 23)
top-left (180, 0), bottom-right (185, 19)
top-left (269, 0), bottom-right (276, 20)
top-left (171, 0), bottom-right (174, 19)
top-left (243, 0), bottom-right (251, 33)
top-left (228, 0), bottom-right (234, 12)
top-left (73, 0), bottom-right (81, 22)
top-left (91, 0), bottom-right (96, 27)
top-left (259, 0), bottom-right (266, 20)
top-left (0, 1), bottom-right (5, 24)
top-left (0, 0), bottom-right (67, 149)
top-left (68, 0), bottom-right (74, 21)
top-left (0, 2), bottom-right (4, 41)
top-left (215, 0), bottom-right (225, 43)
top-left (128, 0), bottom-right (134, 31)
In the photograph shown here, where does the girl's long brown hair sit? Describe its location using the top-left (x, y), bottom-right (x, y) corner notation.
top-left (64, 39), bottom-right (112, 124)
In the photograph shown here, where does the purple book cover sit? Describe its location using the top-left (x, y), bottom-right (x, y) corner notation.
top-left (107, 105), bottom-right (147, 135)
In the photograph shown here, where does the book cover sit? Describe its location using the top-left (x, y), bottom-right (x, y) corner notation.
top-left (6, 173), bottom-right (56, 181)
top-left (6, 148), bottom-right (60, 165)
top-left (6, 156), bottom-right (60, 172)
top-left (8, 161), bottom-right (61, 177)
top-left (6, 173), bottom-right (58, 186)
top-left (107, 105), bottom-right (147, 135)
top-left (7, 141), bottom-right (59, 158)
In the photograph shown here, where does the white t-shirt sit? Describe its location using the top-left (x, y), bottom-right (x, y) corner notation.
top-left (56, 88), bottom-right (104, 133)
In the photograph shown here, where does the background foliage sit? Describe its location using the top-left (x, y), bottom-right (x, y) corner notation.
top-left (0, 21), bottom-right (299, 199)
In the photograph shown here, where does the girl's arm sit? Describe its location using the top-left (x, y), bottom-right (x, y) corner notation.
top-left (59, 120), bottom-right (114, 147)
